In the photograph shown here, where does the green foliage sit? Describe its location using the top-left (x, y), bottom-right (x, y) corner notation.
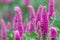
top-left (23, 32), bottom-right (38, 40)
top-left (7, 30), bottom-right (14, 40)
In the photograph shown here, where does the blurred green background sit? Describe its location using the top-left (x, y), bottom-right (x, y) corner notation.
top-left (0, 0), bottom-right (60, 40)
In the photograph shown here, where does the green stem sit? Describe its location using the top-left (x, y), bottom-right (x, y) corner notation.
top-left (42, 34), bottom-right (48, 40)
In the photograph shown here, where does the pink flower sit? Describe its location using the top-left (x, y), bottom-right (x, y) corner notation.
top-left (13, 14), bottom-right (18, 30)
top-left (28, 5), bottom-right (36, 21)
top-left (49, 27), bottom-right (58, 40)
top-left (0, 0), bottom-right (13, 4)
top-left (0, 18), bottom-right (7, 40)
top-left (14, 6), bottom-right (24, 37)
top-left (41, 6), bottom-right (49, 35)
top-left (28, 5), bottom-right (36, 33)
top-left (36, 5), bottom-right (43, 31)
top-left (48, 0), bottom-right (55, 18)
top-left (14, 30), bottom-right (20, 40)
top-left (36, 5), bottom-right (42, 24)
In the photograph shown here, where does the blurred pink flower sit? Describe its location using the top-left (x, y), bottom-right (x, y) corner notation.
top-left (36, 5), bottom-right (43, 31)
top-left (14, 6), bottom-right (24, 37)
top-left (13, 14), bottom-right (19, 30)
top-left (48, 0), bottom-right (55, 18)
top-left (41, 6), bottom-right (49, 35)
top-left (14, 30), bottom-right (20, 40)
top-left (36, 5), bottom-right (42, 24)
top-left (28, 5), bottom-right (36, 33)
top-left (24, 0), bottom-right (30, 6)
top-left (28, 5), bottom-right (36, 21)
top-left (0, 0), bottom-right (13, 4)
top-left (49, 27), bottom-right (58, 40)
top-left (0, 18), bottom-right (7, 40)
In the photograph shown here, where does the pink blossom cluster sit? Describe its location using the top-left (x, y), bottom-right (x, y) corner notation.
top-left (0, 0), bottom-right (58, 40)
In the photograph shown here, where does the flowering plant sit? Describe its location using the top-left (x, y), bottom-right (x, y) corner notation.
top-left (0, 0), bottom-right (60, 40)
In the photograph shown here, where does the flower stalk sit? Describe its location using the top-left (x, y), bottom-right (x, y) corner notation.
top-left (0, 18), bottom-right (7, 40)
top-left (41, 6), bottom-right (49, 40)
top-left (48, 0), bottom-right (55, 18)
top-left (14, 6), bottom-right (24, 37)
top-left (28, 5), bottom-right (36, 33)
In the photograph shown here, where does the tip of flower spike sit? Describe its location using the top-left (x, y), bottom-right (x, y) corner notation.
top-left (14, 6), bottom-right (22, 21)
top-left (28, 5), bottom-right (34, 10)
top-left (15, 30), bottom-right (20, 34)
top-left (37, 5), bottom-right (43, 14)
top-left (49, 27), bottom-right (58, 38)
top-left (28, 5), bottom-right (35, 19)
top-left (50, 27), bottom-right (56, 31)
top-left (14, 30), bottom-right (20, 40)
top-left (38, 5), bottom-right (43, 9)
top-left (14, 6), bottom-right (20, 11)
top-left (39, 5), bottom-right (43, 7)
top-left (14, 6), bottom-right (22, 13)
top-left (42, 6), bottom-right (47, 14)
top-left (28, 5), bottom-right (32, 8)
top-left (43, 6), bottom-right (47, 9)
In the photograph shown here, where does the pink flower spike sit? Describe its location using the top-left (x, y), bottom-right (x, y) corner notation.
top-left (36, 5), bottom-right (43, 29)
top-left (0, 18), bottom-right (7, 40)
top-left (13, 14), bottom-right (18, 30)
top-left (48, 0), bottom-right (55, 18)
top-left (36, 5), bottom-right (43, 21)
top-left (14, 6), bottom-right (22, 14)
top-left (14, 30), bottom-right (20, 40)
top-left (41, 6), bottom-right (49, 35)
top-left (14, 6), bottom-right (24, 37)
top-left (28, 5), bottom-right (36, 21)
top-left (49, 27), bottom-right (58, 39)
top-left (28, 5), bottom-right (36, 33)
top-left (14, 6), bottom-right (22, 22)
